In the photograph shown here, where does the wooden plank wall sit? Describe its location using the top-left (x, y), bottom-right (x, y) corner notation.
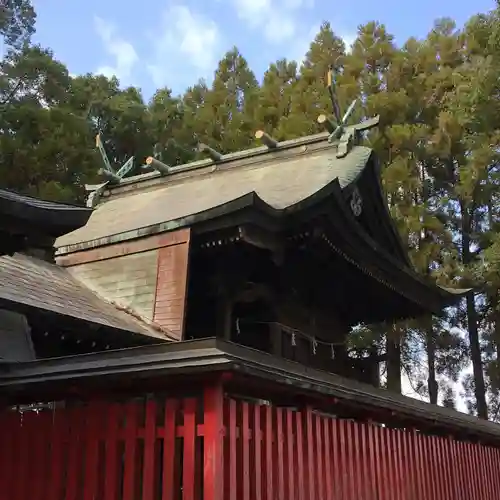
top-left (69, 251), bottom-right (158, 320)
top-left (59, 229), bottom-right (191, 340)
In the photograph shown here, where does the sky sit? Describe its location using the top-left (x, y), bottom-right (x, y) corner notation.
top-left (31, 0), bottom-right (497, 99)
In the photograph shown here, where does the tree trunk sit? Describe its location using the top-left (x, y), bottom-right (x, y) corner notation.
top-left (466, 291), bottom-right (488, 419)
top-left (386, 324), bottom-right (402, 393)
top-left (461, 202), bottom-right (488, 419)
top-left (426, 316), bottom-right (439, 404)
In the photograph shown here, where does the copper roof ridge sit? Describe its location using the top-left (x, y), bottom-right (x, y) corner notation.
top-left (87, 131), bottom-right (332, 196)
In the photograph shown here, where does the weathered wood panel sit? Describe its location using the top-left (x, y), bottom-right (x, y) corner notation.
top-left (153, 231), bottom-right (190, 339)
top-left (69, 250), bottom-right (158, 321)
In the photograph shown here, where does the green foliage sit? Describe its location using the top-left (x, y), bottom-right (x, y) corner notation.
top-left (3, 3), bottom-right (500, 417)
top-left (0, 0), bottom-right (35, 50)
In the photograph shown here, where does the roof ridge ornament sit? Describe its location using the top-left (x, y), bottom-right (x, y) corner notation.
top-left (317, 65), bottom-right (380, 159)
top-left (95, 134), bottom-right (135, 184)
top-left (85, 134), bottom-right (137, 208)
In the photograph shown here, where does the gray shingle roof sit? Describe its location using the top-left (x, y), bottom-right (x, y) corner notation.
top-left (56, 141), bottom-right (372, 251)
top-left (0, 253), bottom-right (168, 339)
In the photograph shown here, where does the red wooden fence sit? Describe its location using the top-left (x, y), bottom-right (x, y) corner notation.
top-left (0, 389), bottom-right (499, 499)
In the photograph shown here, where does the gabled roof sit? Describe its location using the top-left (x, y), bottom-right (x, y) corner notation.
top-left (0, 189), bottom-right (92, 238)
top-left (0, 253), bottom-right (171, 340)
top-left (56, 133), bottom-right (372, 253)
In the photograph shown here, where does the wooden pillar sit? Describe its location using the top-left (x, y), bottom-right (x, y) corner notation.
top-left (203, 382), bottom-right (225, 500)
top-left (270, 321), bottom-right (282, 357)
top-left (216, 294), bottom-right (232, 340)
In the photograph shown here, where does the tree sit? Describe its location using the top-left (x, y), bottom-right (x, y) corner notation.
top-left (284, 22), bottom-right (347, 138)
top-left (0, 47), bottom-right (98, 202)
top-left (255, 59), bottom-right (298, 140)
top-left (187, 48), bottom-right (259, 155)
top-left (0, 0), bottom-right (36, 50)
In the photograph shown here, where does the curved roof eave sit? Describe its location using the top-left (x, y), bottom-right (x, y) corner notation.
top-left (325, 185), bottom-right (467, 313)
top-left (0, 189), bottom-right (92, 237)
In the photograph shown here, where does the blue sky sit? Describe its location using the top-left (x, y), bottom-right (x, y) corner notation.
top-left (31, 0), bottom-right (496, 100)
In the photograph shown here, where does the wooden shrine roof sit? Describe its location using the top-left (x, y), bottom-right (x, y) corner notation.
top-left (0, 253), bottom-right (171, 340)
top-left (56, 134), bottom-right (372, 252)
top-left (0, 189), bottom-right (92, 238)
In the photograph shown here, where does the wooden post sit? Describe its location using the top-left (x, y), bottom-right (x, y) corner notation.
top-left (203, 382), bottom-right (225, 500)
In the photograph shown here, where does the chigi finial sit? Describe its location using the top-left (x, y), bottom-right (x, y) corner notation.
top-left (86, 134), bottom-right (137, 207)
top-left (317, 65), bottom-right (380, 158)
top-left (95, 134), bottom-right (135, 183)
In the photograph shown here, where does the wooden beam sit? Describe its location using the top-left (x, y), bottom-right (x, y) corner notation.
top-left (145, 157), bottom-right (170, 174)
top-left (197, 143), bottom-right (223, 162)
top-left (255, 130), bottom-right (279, 149)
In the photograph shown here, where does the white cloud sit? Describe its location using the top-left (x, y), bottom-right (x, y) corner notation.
top-left (146, 4), bottom-right (221, 88)
top-left (93, 16), bottom-right (139, 83)
top-left (231, 0), bottom-right (313, 44)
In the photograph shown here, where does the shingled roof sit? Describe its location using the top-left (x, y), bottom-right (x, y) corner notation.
top-left (0, 189), bottom-right (92, 238)
top-left (56, 133), bottom-right (372, 252)
top-left (0, 253), bottom-right (171, 340)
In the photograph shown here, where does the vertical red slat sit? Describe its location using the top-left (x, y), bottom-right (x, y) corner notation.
top-left (265, 405), bottom-right (274, 500)
top-left (458, 441), bottom-right (469, 500)
top-left (352, 421), bottom-right (363, 500)
top-left (471, 441), bottom-right (482, 500)
top-left (446, 437), bottom-right (458, 500)
top-left (421, 434), bottom-right (433, 500)
top-left (162, 398), bottom-right (178, 500)
top-left (348, 422), bottom-right (358, 500)
top-left (285, 409), bottom-right (296, 500)
top-left (362, 423), bottom-right (372, 500)
top-left (254, 405), bottom-right (262, 500)
top-left (0, 412), bottom-right (7, 491)
top-left (18, 411), bottom-right (36, 500)
top-left (304, 408), bottom-right (315, 500)
top-left (491, 446), bottom-right (500, 491)
top-left (1, 411), bottom-right (15, 496)
top-left (400, 429), bottom-right (411, 500)
top-left (463, 442), bottom-right (475, 500)
top-left (314, 415), bottom-right (325, 500)
top-left (142, 399), bottom-right (158, 500)
top-left (204, 385), bottom-right (224, 500)
top-left (123, 401), bottom-right (139, 500)
top-left (182, 398), bottom-right (197, 500)
top-left (331, 420), bottom-right (341, 499)
top-left (441, 437), bottom-right (453, 500)
top-left (83, 402), bottom-right (101, 500)
top-left (228, 399), bottom-right (237, 500)
top-left (11, 411), bottom-right (23, 500)
top-left (473, 441), bottom-right (485, 500)
top-left (33, 411), bottom-right (51, 500)
top-left (276, 408), bottom-right (285, 500)
top-left (486, 445), bottom-right (496, 498)
top-left (104, 403), bottom-right (120, 500)
top-left (483, 445), bottom-right (493, 500)
top-left (295, 410), bottom-right (305, 500)
top-left (379, 426), bottom-right (391, 500)
top-left (478, 444), bottom-right (490, 500)
top-left (427, 436), bottom-right (438, 500)
top-left (366, 423), bottom-right (377, 499)
top-left (431, 436), bottom-right (447, 500)
top-left (396, 430), bottom-right (406, 500)
top-left (372, 424), bottom-right (382, 499)
top-left (323, 417), bottom-right (333, 500)
top-left (65, 406), bottom-right (83, 500)
top-left (446, 437), bottom-right (455, 500)
top-left (241, 402), bottom-right (250, 500)
top-left (338, 419), bottom-right (348, 499)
